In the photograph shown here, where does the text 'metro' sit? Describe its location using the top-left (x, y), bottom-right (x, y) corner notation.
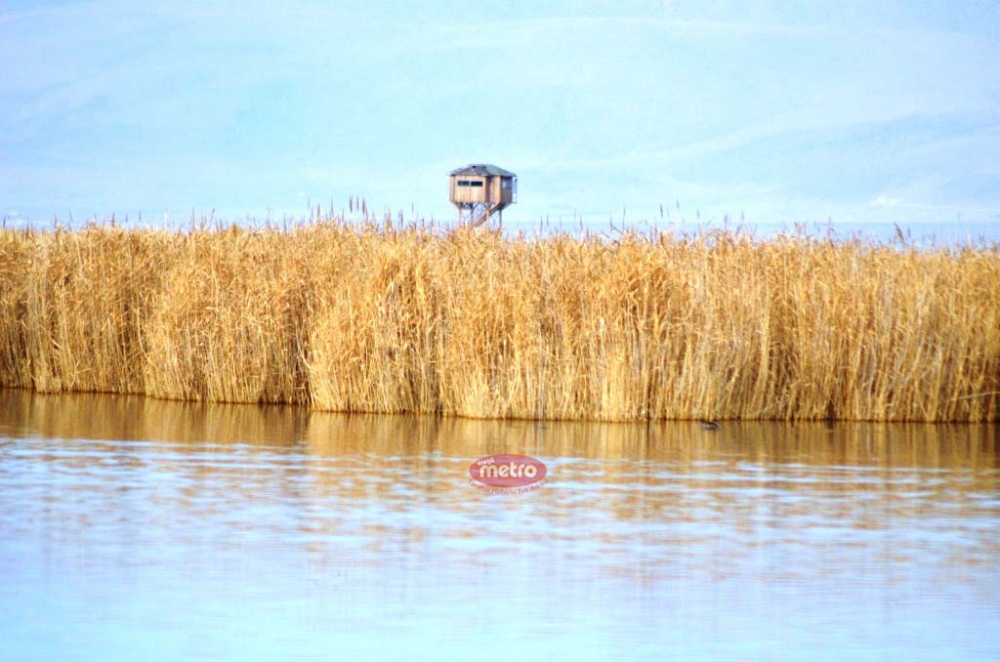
top-left (469, 454), bottom-right (547, 489)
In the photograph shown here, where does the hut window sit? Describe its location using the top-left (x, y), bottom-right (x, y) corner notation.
top-left (457, 180), bottom-right (483, 187)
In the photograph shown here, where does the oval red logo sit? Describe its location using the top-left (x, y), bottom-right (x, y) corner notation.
top-left (469, 454), bottom-right (547, 488)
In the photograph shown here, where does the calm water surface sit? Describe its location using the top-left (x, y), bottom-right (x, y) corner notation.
top-left (1, 390), bottom-right (997, 660)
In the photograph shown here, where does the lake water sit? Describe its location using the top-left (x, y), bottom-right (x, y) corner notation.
top-left (1, 389), bottom-right (997, 660)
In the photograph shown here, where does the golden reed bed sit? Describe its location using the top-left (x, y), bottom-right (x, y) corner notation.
top-left (1, 219), bottom-right (998, 422)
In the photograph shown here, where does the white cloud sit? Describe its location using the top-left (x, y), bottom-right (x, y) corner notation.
top-left (871, 195), bottom-right (903, 208)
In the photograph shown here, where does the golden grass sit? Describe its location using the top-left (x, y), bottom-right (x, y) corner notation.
top-left (1, 218), bottom-right (998, 421)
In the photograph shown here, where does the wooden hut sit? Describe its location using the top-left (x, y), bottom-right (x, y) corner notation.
top-left (449, 164), bottom-right (516, 227)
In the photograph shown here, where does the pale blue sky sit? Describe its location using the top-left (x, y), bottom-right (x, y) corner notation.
top-left (2, 0), bottom-right (998, 237)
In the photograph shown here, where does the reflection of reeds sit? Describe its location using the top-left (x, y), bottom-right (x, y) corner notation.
top-left (1, 220), bottom-right (999, 421)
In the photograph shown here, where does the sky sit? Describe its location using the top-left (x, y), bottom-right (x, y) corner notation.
top-left (2, 0), bottom-right (999, 239)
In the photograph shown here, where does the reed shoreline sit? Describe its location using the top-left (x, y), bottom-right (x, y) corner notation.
top-left (1, 218), bottom-right (998, 422)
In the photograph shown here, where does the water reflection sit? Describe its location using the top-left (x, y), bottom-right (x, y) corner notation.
top-left (1, 388), bottom-right (998, 660)
top-left (5, 388), bottom-right (996, 464)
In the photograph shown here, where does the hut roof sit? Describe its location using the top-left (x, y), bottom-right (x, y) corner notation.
top-left (449, 164), bottom-right (516, 178)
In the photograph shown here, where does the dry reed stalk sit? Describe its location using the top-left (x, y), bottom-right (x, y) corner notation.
top-left (0, 226), bottom-right (164, 394)
top-left (142, 226), bottom-right (313, 404)
top-left (0, 219), bottom-right (997, 421)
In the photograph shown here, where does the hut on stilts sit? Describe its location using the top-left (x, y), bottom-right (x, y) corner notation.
top-left (448, 164), bottom-right (517, 228)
